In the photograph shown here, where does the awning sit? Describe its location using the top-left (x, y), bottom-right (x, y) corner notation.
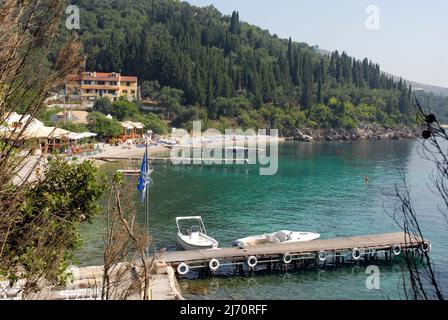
top-left (67, 132), bottom-right (98, 140)
top-left (133, 122), bottom-right (145, 129)
top-left (4, 112), bottom-right (44, 130)
top-left (1, 123), bottom-right (71, 140)
top-left (120, 121), bottom-right (145, 130)
top-left (49, 127), bottom-right (71, 138)
top-left (120, 121), bottom-right (134, 130)
top-left (1, 113), bottom-right (96, 141)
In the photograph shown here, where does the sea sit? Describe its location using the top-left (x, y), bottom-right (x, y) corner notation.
top-left (75, 140), bottom-right (448, 300)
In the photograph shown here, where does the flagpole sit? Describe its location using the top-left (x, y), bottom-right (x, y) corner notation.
top-left (145, 137), bottom-right (149, 259)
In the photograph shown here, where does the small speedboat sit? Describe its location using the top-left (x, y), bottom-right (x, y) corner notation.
top-left (233, 230), bottom-right (320, 247)
top-left (176, 216), bottom-right (219, 250)
top-left (160, 138), bottom-right (179, 147)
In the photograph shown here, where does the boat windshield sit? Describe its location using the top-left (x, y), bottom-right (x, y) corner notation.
top-left (274, 231), bottom-right (292, 242)
top-left (176, 217), bottom-right (208, 235)
top-left (189, 225), bottom-right (200, 234)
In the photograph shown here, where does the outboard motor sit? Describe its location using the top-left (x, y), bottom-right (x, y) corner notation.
top-left (233, 240), bottom-right (244, 248)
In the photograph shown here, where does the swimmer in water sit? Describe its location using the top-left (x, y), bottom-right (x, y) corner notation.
top-left (365, 176), bottom-right (369, 184)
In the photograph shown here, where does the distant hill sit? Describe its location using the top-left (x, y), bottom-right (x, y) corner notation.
top-left (384, 73), bottom-right (448, 97)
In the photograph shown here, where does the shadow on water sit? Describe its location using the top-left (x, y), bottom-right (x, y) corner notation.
top-left (178, 262), bottom-right (409, 300)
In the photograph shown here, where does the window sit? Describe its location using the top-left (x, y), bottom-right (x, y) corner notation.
top-left (110, 81), bottom-right (118, 86)
top-left (123, 90), bottom-right (128, 94)
top-left (126, 82), bottom-right (131, 86)
top-left (84, 80), bottom-right (91, 85)
top-left (98, 81), bottom-right (105, 85)
top-left (131, 90), bottom-right (135, 94)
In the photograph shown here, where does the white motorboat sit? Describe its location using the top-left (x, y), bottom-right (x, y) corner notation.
top-left (233, 230), bottom-right (320, 247)
top-left (176, 216), bottom-right (219, 250)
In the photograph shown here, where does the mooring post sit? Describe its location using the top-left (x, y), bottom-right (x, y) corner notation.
top-left (238, 263), bottom-right (244, 275)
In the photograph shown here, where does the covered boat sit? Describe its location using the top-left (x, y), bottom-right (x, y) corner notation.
top-left (233, 230), bottom-right (320, 247)
top-left (176, 216), bottom-right (219, 250)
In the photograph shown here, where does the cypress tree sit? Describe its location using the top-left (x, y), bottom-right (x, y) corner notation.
top-left (317, 77), bottom-right (323, 104)
top-left (399, 84), bottom-right (411, 116)
top-left (229, 11), bottom-right (240, 34)
top-left (287, 37), bottom-right (294, 73)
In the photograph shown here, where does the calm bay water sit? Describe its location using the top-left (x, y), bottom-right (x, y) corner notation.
top-left (76, 140), bottom-right (448, 299)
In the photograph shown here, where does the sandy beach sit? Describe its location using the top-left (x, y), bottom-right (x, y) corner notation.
top-left (87, 135), bottom-right (284, 165)
top-left (89, 143), bottom-right (169, 161)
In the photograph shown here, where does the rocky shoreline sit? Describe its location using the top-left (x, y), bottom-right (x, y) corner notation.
top-left (290, 125), bottom-right (419, 142)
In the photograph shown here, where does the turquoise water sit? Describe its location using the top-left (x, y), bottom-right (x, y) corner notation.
top-left (76, 140), bottom-right (448, 299)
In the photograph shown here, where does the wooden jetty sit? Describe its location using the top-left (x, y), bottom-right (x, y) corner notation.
top-left (164, 145), bottom-right (264, 152)
top-left (159, 232), bottom-right (431, 276)
top-left (92, 156), bottom-right (249, 165)
top-left (116, 169), bottom-right (154, 176)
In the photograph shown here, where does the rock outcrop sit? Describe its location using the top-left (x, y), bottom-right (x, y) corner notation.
top-left (293, 125), bottom-right (418, 142)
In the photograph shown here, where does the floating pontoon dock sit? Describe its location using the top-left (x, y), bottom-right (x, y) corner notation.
top-left (159, 232), bottom-right (431, 276)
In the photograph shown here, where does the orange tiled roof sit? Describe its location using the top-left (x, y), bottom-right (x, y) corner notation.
top-left (93, 72), bottom-right (112, 77)
top-left (66, 72), bottom-right (137, 82)
top-left (121, 76), bottom-right (138, 82)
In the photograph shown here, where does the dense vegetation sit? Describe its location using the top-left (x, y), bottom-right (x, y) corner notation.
top-left (62, 0), bottom-right (423, 134)
top-left (2, 158), bottom-right (104, 284)
top-left (90, 97), bottom-right (169, 135)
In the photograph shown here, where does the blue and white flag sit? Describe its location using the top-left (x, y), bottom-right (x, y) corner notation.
top-left (137, 150), bottom-right (149, 203)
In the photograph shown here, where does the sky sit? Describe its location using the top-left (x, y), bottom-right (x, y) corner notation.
top-left (185, 0), bottom-right (448, 88)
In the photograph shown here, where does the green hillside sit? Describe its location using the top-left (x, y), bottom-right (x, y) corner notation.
top-left (62, 0), bottom-right (417, 133)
